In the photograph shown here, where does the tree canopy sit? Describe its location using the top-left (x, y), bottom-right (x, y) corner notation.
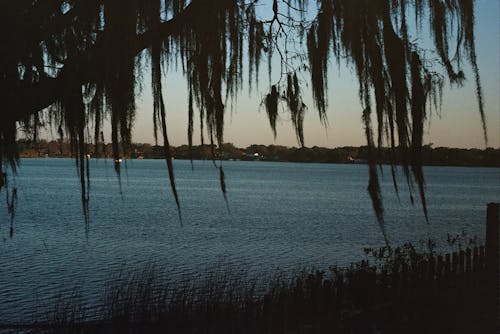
top-left (0, 0), bottom-right (486, 235)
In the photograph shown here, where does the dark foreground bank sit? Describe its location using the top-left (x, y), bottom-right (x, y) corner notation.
top-left (1, 240), bottom-right (497, 334)
top-left (17, 140), bottom-right (500, 167)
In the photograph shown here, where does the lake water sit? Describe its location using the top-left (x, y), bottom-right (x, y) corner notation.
top-left (0, 159), bottom-right (498, 323)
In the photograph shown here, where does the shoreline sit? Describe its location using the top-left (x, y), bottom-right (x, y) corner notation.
top-left (17, 156), bottom-right (500, 168)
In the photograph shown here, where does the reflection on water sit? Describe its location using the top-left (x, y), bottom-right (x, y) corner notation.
top-left (0, 159), bottom-right (498, 322)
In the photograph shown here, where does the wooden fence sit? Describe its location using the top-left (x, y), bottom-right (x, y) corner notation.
top-left (343, 202), bottom-right (500, 333)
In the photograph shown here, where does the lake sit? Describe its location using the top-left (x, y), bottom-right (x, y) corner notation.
top-left (0, 158), bottom-right (498, 323)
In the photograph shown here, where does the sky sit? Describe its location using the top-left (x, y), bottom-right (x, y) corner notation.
top-left (129, 0), bottom-right (499, 149)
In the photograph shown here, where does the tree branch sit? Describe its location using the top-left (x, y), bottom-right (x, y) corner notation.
top-left (8, 0), bottom-right (203, 122)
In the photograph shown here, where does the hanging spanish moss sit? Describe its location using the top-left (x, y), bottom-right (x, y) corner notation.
top-left (285, 72), bottom-right (307, 147)
top-left (264, 85), bottom-right (279, 139)
top-left (0, 0), bottom-right (487, 234)
top-left (306, 0), bottom-right (333, 123)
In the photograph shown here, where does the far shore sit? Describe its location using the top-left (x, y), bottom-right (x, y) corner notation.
top-left (18, 156), bottom-right (500, 169)
top-left (15, 140), bottom-right (500, 168)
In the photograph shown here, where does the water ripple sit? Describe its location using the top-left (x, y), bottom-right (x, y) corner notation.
top-left (0, 159), bottom-right (497, 323)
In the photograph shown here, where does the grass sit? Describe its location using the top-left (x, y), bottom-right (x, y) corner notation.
top-left (1, 240), bottom-right (496, 333)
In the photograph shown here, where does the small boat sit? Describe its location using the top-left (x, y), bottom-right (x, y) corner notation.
top-left (115, 158), bottom-right (122, 163)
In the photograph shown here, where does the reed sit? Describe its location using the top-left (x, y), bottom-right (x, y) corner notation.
top-left (31, 238), bottom-right (494, 333)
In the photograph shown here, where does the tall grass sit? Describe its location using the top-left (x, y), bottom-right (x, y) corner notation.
top-left (15, 240), bottom-right (494, 333)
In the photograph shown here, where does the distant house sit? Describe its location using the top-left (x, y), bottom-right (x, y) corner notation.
top-left (347, 156), bottom-right (367, 164)
top-left (242, 152), bottom-right (263, 161)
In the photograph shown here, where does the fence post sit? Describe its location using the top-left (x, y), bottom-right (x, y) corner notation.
top-left (485, 203), bottom-right (499, 326)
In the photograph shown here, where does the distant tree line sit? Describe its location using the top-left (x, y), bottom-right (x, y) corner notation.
top-left (16, 140), bottom-right (499, 167)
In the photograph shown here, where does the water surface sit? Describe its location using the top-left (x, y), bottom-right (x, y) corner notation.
top-left (0, 159), bottom-right (498, 322)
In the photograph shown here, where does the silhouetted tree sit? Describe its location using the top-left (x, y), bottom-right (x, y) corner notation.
top-left (0, 0), bottom-right (486, 234)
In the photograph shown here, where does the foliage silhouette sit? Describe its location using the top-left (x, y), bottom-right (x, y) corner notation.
top-left (5, 239), bottom-right (494, 333)
top-left (0, 0), bottom-right (486, 231)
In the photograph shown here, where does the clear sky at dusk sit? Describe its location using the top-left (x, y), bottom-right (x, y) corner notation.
top-left (129, 0), bottom-right (499, 149)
